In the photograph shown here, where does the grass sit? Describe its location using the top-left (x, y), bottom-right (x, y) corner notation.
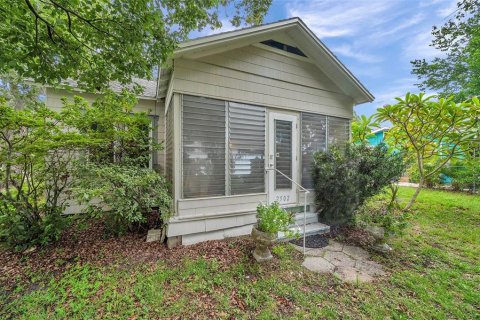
top-left (1, 187), bottom-right (479, 319)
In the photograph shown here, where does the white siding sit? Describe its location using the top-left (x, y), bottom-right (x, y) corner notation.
top-left (173, 45), bottom-right (354, 119)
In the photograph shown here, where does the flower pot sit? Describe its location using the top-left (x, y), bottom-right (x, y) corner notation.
top-left (365, 225), bottom-right (392, 253)
top-left (251, 226), bottom-right (276, 262)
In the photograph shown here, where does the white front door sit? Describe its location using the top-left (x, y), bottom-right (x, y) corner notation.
top-left (267, 112), bottom-right (299, 205)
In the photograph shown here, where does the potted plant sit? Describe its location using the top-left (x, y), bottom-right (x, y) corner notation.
top-left (251, 202), bottom-right (294, 262)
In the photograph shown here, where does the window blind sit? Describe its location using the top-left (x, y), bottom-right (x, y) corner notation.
top-left (275, 119), bottom-right (293, 189)
top-left (165, 100), bottom-right (174, 187)
top-left (228, 102), bottom-right (265, 195)
top-left (301, 113), bottom-right (327, 189)
top-left (328, 116), bottom-right (350, 149)
top-left (182, 95), bottom-right (226, 198)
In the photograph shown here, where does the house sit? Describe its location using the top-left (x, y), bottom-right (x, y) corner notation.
top-left (45, 18), bottom-right (374, 247)
top-left (367, 127), bottom-right (389, 146)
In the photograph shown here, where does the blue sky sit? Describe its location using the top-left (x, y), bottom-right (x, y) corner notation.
top-left (192, 0), bottom-right (459, 116)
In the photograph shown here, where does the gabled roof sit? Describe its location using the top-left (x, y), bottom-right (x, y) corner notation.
top-left (160, 17), bottom-right (374, 105)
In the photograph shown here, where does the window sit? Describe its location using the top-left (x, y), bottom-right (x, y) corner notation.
top-left (328, 116), bottom-right (351, 148)
top-left (165, 100), bottom-right (174, 186)
top-left (260, 39), bottom-right (307, 57)
top-left (182, 96), bottom-right (266, 198)
top-left (182, 95), bottom-right (226, 198)
top-left (301, 113), bottom-right (327, 189)
top-left (229, 102), bottom-right (265, 195)
top-left (301, 113), bottom-right (350, 189)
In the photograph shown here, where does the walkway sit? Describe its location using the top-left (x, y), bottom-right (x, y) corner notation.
top-left (293, 240), bottom-right (386, 283)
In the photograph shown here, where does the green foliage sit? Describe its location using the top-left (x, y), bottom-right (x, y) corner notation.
top-left (0, 87), bottom-right (168, 249)
top-left (74, 163), bottom-right (172, 235)
top-left (256, 202), bottom-right (294, 234)
top-left (440, 159), bottom-right (480, 191)
top-left (407, 163), bottom-right (442, 188)
top-left (0, 0), bottom-right (272, 91)
top-left (61, 89), bottom-right (158, 166)
top-left (411, 0), bottom-right (480, 100)
top-left (312, 143), bottom-right (405, 225)
top-left (376, 93), bottom-right (480, 209)
top-left (0, 97), bottom-right (83, 250)
top-left (355, 192), bottom-right (409, 236)
top-left (351, 113), bottom-right (379, 143)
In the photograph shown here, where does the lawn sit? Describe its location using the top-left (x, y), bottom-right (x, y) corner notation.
top-left (1, 187), bottom-right (479, 319)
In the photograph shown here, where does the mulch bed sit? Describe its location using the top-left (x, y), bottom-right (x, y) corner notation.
top-left (0, 219), bottom-right (255, 292)
top-left (289, 234), bottom-right (329, 248)
top-left (328, 225), bottom-right (376, 248)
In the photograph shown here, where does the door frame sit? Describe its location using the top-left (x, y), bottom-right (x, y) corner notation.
top-left (267, 111), bottom-right (299, 205)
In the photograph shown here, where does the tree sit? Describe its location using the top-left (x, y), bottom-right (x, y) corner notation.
top-left (0, 0), bottom-right (272, 91)
top-left (376, 93), bottom-right (480, 210)
top-left (351, 113), bottom-right (379, 143)
top-left (0, 89), bottom-right (170, 249)
top-left (411, 0), bottom-right (480, 101)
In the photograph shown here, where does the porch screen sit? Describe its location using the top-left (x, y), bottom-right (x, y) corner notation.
top-left (228, 102), bottom-right (265, 195)
top-left (182, 95), bottom-right (226, 198)
top-left (328, 116), bottom-right (351, 149)
top-left (301, 113), bottom-right (327, 189)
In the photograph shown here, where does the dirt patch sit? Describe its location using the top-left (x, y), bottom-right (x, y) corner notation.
top-left (328, 225), bottom-right (376, 248)
top-left (0, 219), bottom-right (253, 291)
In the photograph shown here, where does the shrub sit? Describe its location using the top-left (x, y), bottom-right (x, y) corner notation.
top-left (0, 101), bottom-right (77, 250)
top-left (354, 191), bottom-right (409, 236)
top-left (312, 143), bottom-right (405, 225)
top-left (408, 163), bottom-right (441, 188)
top-left (256, 202), bottom-right (294, 234)
top-left (74, 163), bottom-right (172, 236)
top-left (440, 159), bottom-right (480, 191)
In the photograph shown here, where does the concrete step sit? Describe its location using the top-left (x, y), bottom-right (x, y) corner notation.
top-left (283, 204), bottom-right (311, 214)
top-left (278, 222), bottom-right (330, 240)
top-left (293, 211), bottom-right (318, 225)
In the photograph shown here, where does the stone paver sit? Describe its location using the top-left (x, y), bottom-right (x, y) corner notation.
top-left (304, 247), bottom-right (327, 257)
top-left (324, 240), bottom-right (344, 252)
top-left (302, 256), bottom-right (335, 273)
top-left (296, 240), bottom-right (386, 283)
top-left (323, 251), bottom-right (356, 268)
top-left (335, 266), bottom-right (373, 283)
top-left (343, 245), bottom-right (370, 260)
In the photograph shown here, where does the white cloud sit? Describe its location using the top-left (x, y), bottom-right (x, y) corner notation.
top-left (287, 0), bottom-right (398, 39)
top-left (402, 27), bottom-right (440, 60)
top-left (331, 44), bottom-right (383, 63)
top-left (436, 0), bottom-right (459, 18)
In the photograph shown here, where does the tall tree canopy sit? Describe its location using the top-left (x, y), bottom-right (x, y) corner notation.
top-left (411, 0), bottom-right (480, 101)
top-left (0, 0), bottom-right (271, 91)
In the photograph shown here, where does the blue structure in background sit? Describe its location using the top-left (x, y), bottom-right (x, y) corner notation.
top-left (367, 127), bottom-right (389, 147)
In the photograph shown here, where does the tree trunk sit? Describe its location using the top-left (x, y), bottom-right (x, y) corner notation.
top-left (404, 179), bottom-right (423, 211)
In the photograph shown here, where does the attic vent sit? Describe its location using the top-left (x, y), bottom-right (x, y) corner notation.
top-left (260, 39), bottom-right (307, 57)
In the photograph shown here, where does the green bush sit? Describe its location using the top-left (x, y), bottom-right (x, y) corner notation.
top-left (0, 200), bottom-right (69, 251)
top-left (354, 190), bottom-right (409, 236)
top-left (74, 163), bottom-right (172, 235)
top-left (440, 159), bottom-right (480, 191)
top-left (312, 143), bottom-right (405, 226)
top-left (256, 202), bottom-right (294, 234)
top-left (407, 163), bottom-right (441, 188)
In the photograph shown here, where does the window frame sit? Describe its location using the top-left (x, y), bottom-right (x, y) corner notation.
top-left (300, 112), bottom-right (351, 190)
top-left (180, 94), bottom-right (267, 199)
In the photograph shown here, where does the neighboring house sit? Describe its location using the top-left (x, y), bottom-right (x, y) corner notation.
top-left (367, 127), bottom-right (389, 146)
top-left (45, 18), bottom-right (374, 247)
